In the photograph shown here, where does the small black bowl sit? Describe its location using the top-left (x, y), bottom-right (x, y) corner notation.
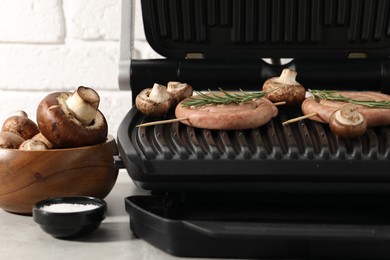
top-left (33, 196), bottom-right (107, 239)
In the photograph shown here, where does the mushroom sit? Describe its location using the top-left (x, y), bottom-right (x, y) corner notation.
top-left (0, 132), bottom-right (25, 149)
top-left (329, 103), bottom-right (367, 138)
top-left (36, 86), bottom-right (108, 148)
top-left (135, 83), bottom-right (173, 117)
top-left (262, 68), bottom-right (306, 106)
top-left (19, 139), bottom-right (48, 151)
top-left (32, 133), bottom-right (53, 149)
top-left (2, 111), bottom-right (39, 140)
top-left (167, 81), bottom-right (193, 105)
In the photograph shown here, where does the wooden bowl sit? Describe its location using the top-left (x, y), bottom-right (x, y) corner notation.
top-left (0, 135), bottom-right (119, 214)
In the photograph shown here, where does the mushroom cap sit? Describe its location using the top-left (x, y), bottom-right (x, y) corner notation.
top-left (167, 82), bottom-right (193, 105)
top-left (135, 88), bottom-right (172, 117)
top-left (19, 139), bottom-right (48, 151)
top-left (2, 114), bottom-right (39, 140)
top-left (262, 69), bottom-right (305, 106)
top-left (0, 132), bottom-right (25, 149)
top-left (32, 133), bottom-right (53, 149)
top-left (329, 106), bottom-right (367, 138)
top-left (37, 92), bottom-right (108, 148)
top-left (263, 79), bottom-right (306, 106)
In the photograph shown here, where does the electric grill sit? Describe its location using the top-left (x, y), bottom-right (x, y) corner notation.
top-left (118, 0), bottom-right (390, 258)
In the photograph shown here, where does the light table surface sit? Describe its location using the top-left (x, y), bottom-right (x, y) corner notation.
top-left (0, 171), bottom-right (222, 260)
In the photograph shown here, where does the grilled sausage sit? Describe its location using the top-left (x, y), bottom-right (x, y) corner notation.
top-left (302, 91), bottom-right (390, 127)
top-left (175, 97), bottom-right (278, 130)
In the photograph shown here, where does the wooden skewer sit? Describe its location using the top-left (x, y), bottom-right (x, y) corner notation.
top-left (282, 113), bottom-right (318, 126)
top-left (274, 101), bottom-right (286, 106)
top-left (136, 117), bottom-right (189, 127)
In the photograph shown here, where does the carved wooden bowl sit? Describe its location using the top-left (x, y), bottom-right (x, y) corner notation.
top-left (0, 135), bottom-right (119, 214)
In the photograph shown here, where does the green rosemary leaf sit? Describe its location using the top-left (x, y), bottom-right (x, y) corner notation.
top-left (181, 88), bottom-right (268, 107)
top-left (308, 89), bottom-right (390, 109)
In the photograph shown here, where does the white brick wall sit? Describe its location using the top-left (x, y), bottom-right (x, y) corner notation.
top-left (64, 0), bottom-right (120, 41)
top-left (0, 0), bottom-right (161, 136)
top-left (0, 0), bottom-right (65, 43)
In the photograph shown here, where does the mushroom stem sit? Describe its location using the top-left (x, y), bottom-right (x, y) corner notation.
top-left (149, 83), bottom-right (171, 103)
top-left (135, 85), bottom-right (173, 117)
top-left (65, 86), bottom-right (100, 126)
top-left (334, 104), bottom-right (364, 126)
top-left (167, 81), bottom-right (193, 105)
top-left (276, 68), bottom-right (299, 85)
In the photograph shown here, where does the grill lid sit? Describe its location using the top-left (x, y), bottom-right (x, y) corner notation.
top-left (141, 0), bottom-right (390, 60)
top-left (128, 0), bottom-right (390, 97)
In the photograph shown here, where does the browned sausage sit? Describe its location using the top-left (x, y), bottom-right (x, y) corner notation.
top-left (301, 91), bottom-right (390, 127)
top-left (175, 97), bottom-right (278, 130)
top-left (301, 97), bottom-right (334, 123)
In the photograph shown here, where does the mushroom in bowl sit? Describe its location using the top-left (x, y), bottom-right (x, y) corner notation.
top-left (0, 87), bottom-right (118, 214)
top-left (37, 86), bottom-right (108, 148)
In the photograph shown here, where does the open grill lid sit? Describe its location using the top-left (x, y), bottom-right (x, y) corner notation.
top-left (141, 0), bottom-right (390, 60)
top-left (125, 0), bottom-right (390, 100)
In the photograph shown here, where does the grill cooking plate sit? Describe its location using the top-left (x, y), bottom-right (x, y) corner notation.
top-left (117, 106), bottom-right (390, 192)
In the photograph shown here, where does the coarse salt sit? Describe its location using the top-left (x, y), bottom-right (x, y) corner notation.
top-left (40, 203), bottom-right (100, 213)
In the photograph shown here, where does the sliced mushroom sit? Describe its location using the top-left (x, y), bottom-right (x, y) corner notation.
top-left (167, 81), bottom-right (193, 105)
top-left (19, 139), bottom-right (48, 150)
top-left (36, 87), bottom-right (108, 148)
top-left (0, 132), bottom-right (25, 149)
top-left (2, 111), bottom-right (39, 140)
top-left (262, 68), bottom-right (306, 106)
top-left (329, 103), bottom-right (367, 138)
top-left (135, 83), bottom-right (173, 117)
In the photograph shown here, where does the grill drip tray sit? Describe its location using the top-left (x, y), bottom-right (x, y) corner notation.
top-left (125, 192), bottom-right (390, 259)
top-left (117, 106), bottom-right (390, 192)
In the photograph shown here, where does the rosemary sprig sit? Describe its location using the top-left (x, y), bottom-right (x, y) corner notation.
top-left (309, 89), bottom-right (390, 109)
top-left (182, 88), bottom-right (269, 107)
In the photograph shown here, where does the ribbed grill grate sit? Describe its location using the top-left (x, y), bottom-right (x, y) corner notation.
top-left (134, 114), bottom-right (390, 162)
top-left (148, 0), bottom-right (390, 44)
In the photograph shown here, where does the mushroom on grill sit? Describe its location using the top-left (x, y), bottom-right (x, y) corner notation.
top-left (329, 103), bottom-right (367, 138)
top-left (135, 83), bottom-right (173, 117)
top-left (262, 68), bottom-right (306, 106)
top-left (167, 81), bottom-right (193, 105)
